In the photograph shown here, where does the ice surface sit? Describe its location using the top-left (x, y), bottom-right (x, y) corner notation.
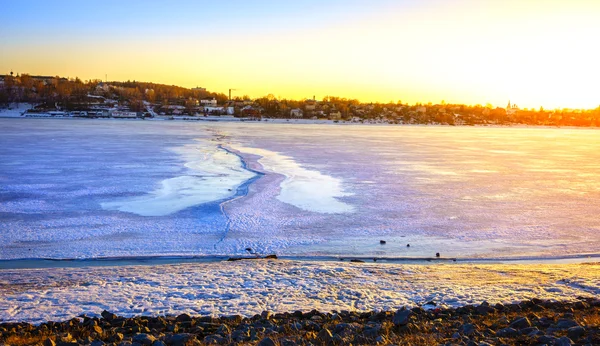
top-left (1, 119), bottom-right (600, 260)
top-left (101, 141), bottom-right (255, 216)
top-left (1, 260), bottom-right (599, 324)
top-left (229, 144), bottom-right (354, 214)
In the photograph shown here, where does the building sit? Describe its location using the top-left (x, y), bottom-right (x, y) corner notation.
top-left (192, 87), bottom-right (206, 92)
top-left (329, 110), bottom-right (342, 120)
top-left (305, 99), bottom-right (317, 111)
top-left (200, 98), bottom-right (218, 107)
top-left (506, 101), bottom-right (519, 116)
top-left (290, 108), bottom-right (303, 117)
top-left (111, 110), bottom-right (138, 118)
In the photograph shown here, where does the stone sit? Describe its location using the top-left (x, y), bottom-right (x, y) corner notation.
top-left (380, 240), bottom-right (386, 244)
top-left (520, 327), bottom-right (539, 336)
top-left (257, 337), bottom-right (277, 346)
top-left (567, 326), bottom-right (585, 339)
top-left (175, 314), bottom-right (192, 322)
top-left (556, 319), bottom-right (579, 329)
top-left (44, 338), bottom-right (56, 346)
top-left (101, 310), bottom-right (118, 321)
top-left (231, 329), bottom-right (250, 342)
top-left (459, 323), bottom-right (475, 336)
top-left (554, 336), bottom-right (573, 346)
top-left (91, 341), bottom-right (105, 346)
top-left (537, 335), bottom-right (557, 344)
top-left (91, 325), bottom-right (103, 335)
top-left (166, 333), bottom-right (193, 346)
top-left (318, 328), bottom-right (333, 343)
top-left (495, 327), bottom-right (518, 337)
top-left (132, 333), bottom-right (156, 346)
top-left (203, 334), bottom-right (226, 345)
top-left (509, 317), bottom-right (531, 329)
top-left (113, 333), bottom-right (126, 342)
top-left (261, 311), bottom-right (272, 320)
top-left (216, 324), bottom-right (230, 336)
top-left (393, 309), bottom-right (412, 326)
top-left (151, 341), bottom-right (166, 346)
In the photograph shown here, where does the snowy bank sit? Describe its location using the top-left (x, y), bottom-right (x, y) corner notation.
top-left (1, 260), bottom-right (598, 324)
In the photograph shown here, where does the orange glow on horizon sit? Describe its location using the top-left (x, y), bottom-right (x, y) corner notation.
top-left (2, 0), bottom-right (599, 110)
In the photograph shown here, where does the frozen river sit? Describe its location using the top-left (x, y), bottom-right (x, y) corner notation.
top-left (1, 118), bottom-right (599, 260)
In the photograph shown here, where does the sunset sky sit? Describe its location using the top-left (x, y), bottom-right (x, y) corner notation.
top-left (1, 0), bottom-right (599, 109)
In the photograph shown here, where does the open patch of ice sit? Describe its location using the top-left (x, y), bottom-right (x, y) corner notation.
top-left (229, 144), bottom-right (354, 214)
top-left (101, 141), bottom-right (255, 216)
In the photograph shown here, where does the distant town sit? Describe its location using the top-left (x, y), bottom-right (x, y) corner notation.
top-left (1, 73), bottom-right (600, 126)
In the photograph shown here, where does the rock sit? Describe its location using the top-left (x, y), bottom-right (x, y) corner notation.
top-left (108, 333), bottom-right (124, 342)
top-left (257, 337), bottom-right (277, 346)
top-left (231, 329), bottom-right (250, 342)
top-left (165, 333), bottom-right (193, 346)
top-left (261, 310), bottom-right (273, 320)
top-left (554, 336), bottom-right (573, 346)
top-left (216, 324), bottom-right (230, 336)
top-left (407, 244), bottom-right (410, 247)
top-left (279, 338), bottom-right (299, 346)
top-left (350, 259), bottom-right (365, 263)
top-left (520, 326), bottom-right (539, 336)
top-left (151, 341), bottom-right (166, 346)
top-left (380, 240), bottom-right (386, 244)
top-left (318, 328), bottom-right (333, 343)
top-left (91, 341), bottom-right (105, 346)
top-left (436, 252), bottom-right (440, 257)
top-left (91, 325), bottom-right (103, 335)
top-left (556, 319), bottom-right (579, 329)
top-left (264, 254), bottom-right (277, 259)
top-left (459, 323), bottom-right (475, 336)
top-left (203, 334), bottom-right (227, 344)
top-left (175, 314), bottom-right (192, 322)
top-left (509, 317), bottom-right (531, 329)
top-left (537, 335), bottom-right (557, 344)
top-left (567, 326), bottom-right (585, 339)
top-left (496, 327), bottom-right (518, 337)
top-left (101, 310), bottom-right (118, 321)
top-left (132, 334), bottom-right (156, 346)
top-left (44, 338), bottom-right (56, 346)
top-left (393, 309), bottom-right (412, 326)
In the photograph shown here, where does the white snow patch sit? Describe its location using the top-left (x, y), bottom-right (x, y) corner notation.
top-left (0, 103), bottom-right (34, 117)
top-left (101, 140), bottom-right (255, 216)
top-left (1, 261), bottom-right (599, 324)
top-left (229, 144), bottom-right (354, 214)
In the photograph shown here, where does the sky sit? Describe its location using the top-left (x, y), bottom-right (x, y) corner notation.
top-left (1, 0), bottom-right (599, 109)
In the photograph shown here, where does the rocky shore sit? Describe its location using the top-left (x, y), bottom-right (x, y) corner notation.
top-left (1, 297), bottom-right (598, 346)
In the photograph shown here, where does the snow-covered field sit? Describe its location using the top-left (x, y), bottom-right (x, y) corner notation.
top-left (0, 103), bottom-right (33, 118)
top-left (1, 118), bottom-right (600, 260)
top-left (1, 260), bottom-right (599, 324)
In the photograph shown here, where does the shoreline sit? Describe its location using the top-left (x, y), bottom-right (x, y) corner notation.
top-left (1, 253), bottom-right (600, 270)
top-left (1, 297), bottom-right (598, 345)
top-left (1, 112), bottom-right (598, 130)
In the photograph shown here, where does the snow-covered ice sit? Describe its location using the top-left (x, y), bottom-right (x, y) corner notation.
top-left (1, 119), bottom-right (600, 260)
top-left (101, 141), bottom-right (256, 216)
top-left (1, 260), bottom-right (599, 324)
top-left (229, 144), bottom-right (354, 213)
